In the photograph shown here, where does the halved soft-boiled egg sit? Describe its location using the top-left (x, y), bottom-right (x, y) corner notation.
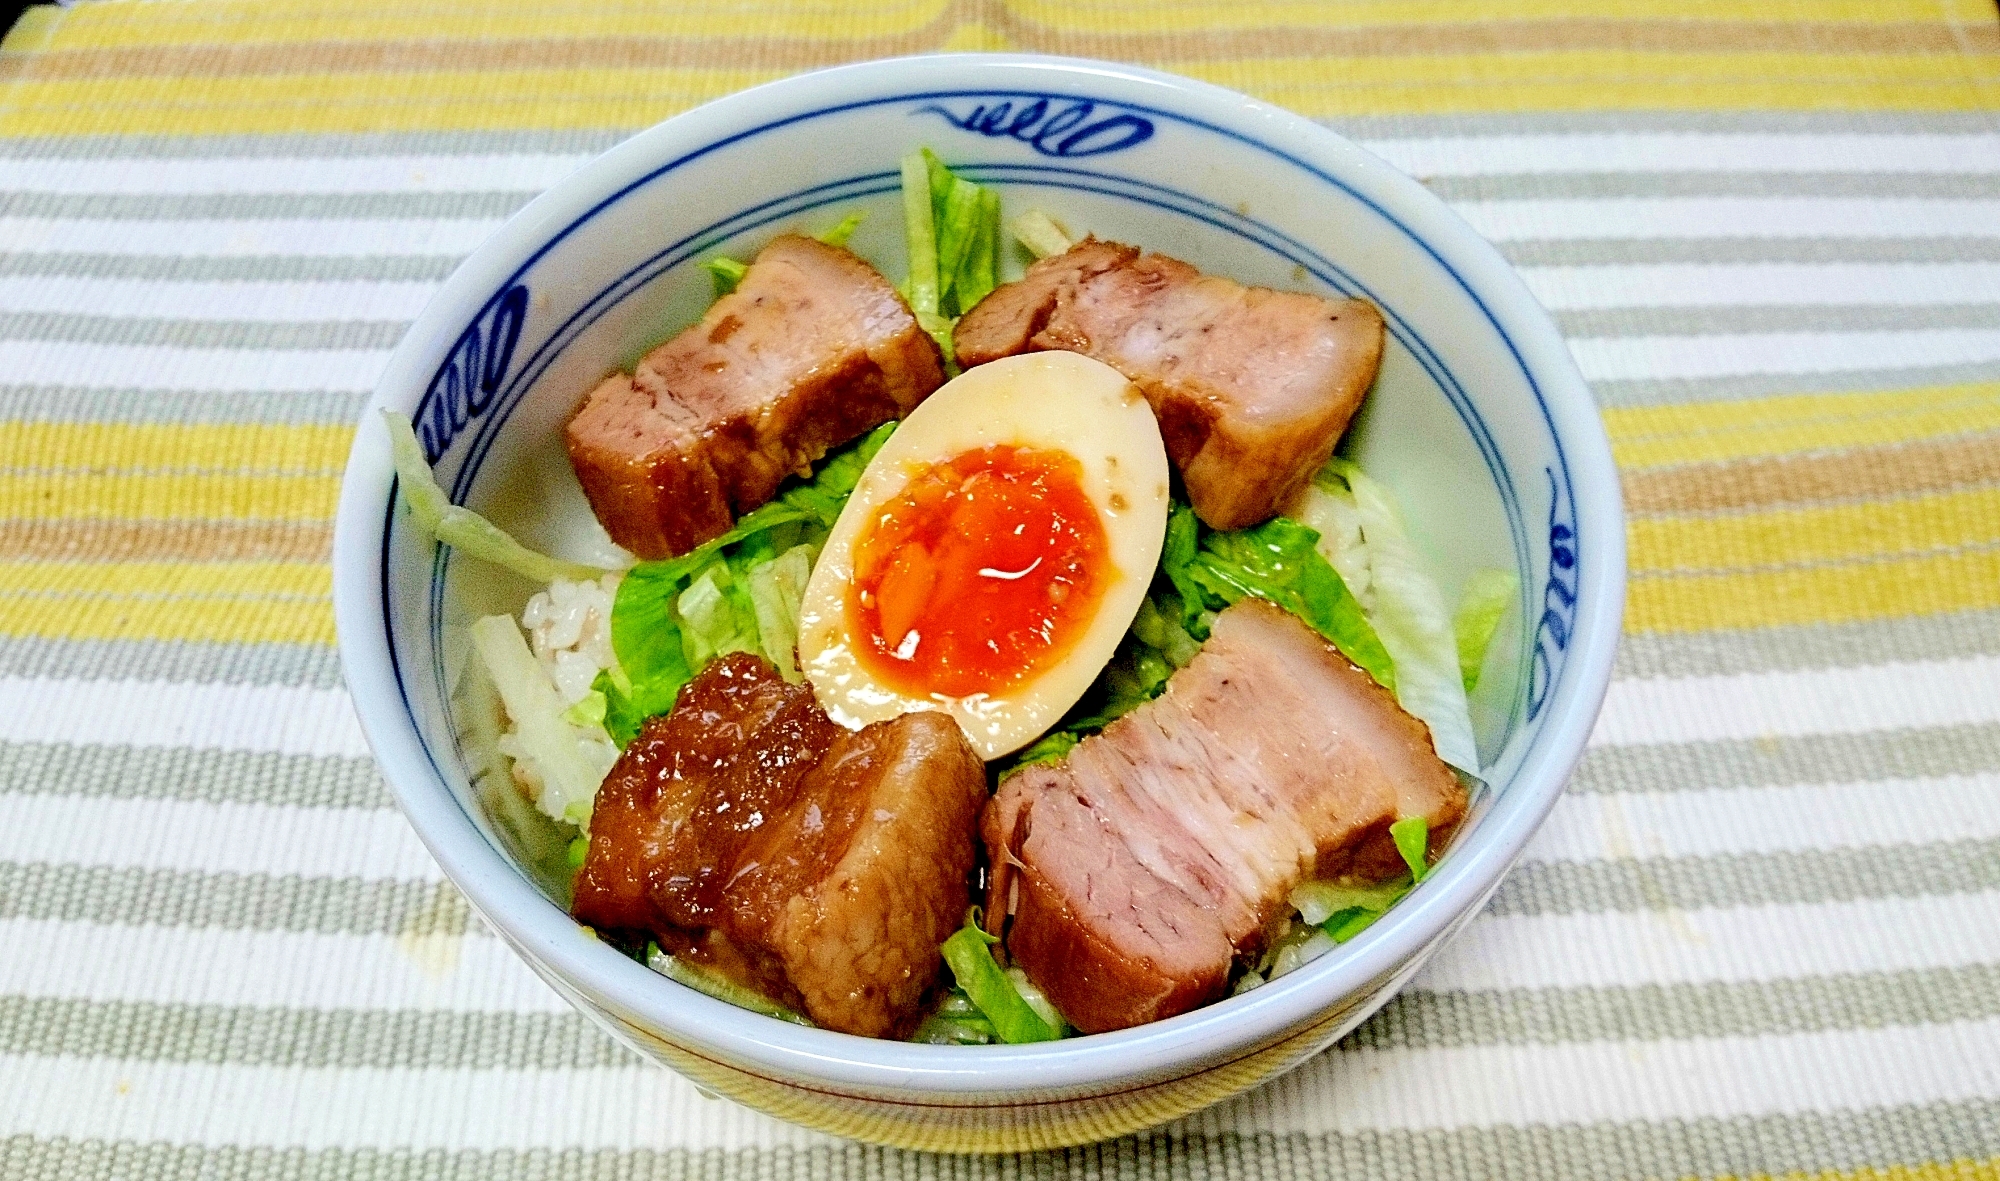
top-left (797, 351), bottom-right (1169, 760)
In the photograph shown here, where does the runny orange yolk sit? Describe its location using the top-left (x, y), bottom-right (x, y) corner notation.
top-left (847, 445), bottom-right (1111, 700)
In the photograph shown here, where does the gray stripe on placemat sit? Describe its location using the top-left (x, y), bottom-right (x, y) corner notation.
top-left (0, 312), bottom-right (407, 350)
top-left (1485, 838), bottom-right (2000, 917)
top-left (0, 385), bottom-right (370, 425)
top-left (1333, 110), bottom-right (2000, 138)
top-left (1505, 237), bottom-right (2000, 266)
top-left (0, 252), bottom-right (464, 283)
top-left (1427, 171), bottom-right (2000, 202)
top-left (7, 1100), bottom-right (1997, 1179)
top-left (0, 113), bottom-right (1993, 162)
top-left (0, 130), bottom-right (629, 160)
top-left (10, 836), bottom-right (1995, 934)
top-left (8, 964), bottom-right (1993, 1068)
top-left (0, 864), bottom-right (472, 937)
top-left (1571, 723), bottom-right (2000, 795)
top-left (1613, 610), bottom-right (2000, 680)
top-left (0, 190), bottom-right (533, 221)
top-left (1561, 303), bottom-right (2000, 338)
top-left (1353, 963), bottom-right (2000, 1050)
top-left (0, 999), bottom-right (631, 1069)
top-left (0, 744), bottom-right (387, 809)
top-left (0, 637), bottom-right (343, 687)
top-left (1593, 360), bottom-right (2000, 409)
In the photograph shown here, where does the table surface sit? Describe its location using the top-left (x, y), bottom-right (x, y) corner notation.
top-left (2, 2), bottom-right (1998, 1177)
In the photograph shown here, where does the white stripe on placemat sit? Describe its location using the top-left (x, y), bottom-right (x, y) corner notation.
top-left (1457, 198), bottom-right (2000, 241)
top-left (0, 679), bottom-right (370, 758)
top-left (0, 217), bottom-right (503, 258)
top-left (0, 277), bottom-right (438, 322)
top-left (0, 797), bottom-right (438, 879)
top-left (0, 154), bottom-right (593, 196)
top-left (0, 340), bottom-right (391, 391)
top-left (0, 921), bottom-right (568, 1011)
top-left (1419, 891), bottom-right (2000, 992)
top-left (1591, 656), bottom-right (2000, 747)
top-left (1520, 773), bottom-right (2000, 865)
top-left (1363, 134), bottom-right (2000, 176)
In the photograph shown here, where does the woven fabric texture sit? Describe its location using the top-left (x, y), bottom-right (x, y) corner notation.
top-left (2, 1), bottom-right (1998, 1177)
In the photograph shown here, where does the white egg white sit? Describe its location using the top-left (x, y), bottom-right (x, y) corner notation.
top-left (797, 351), bottom-right (1170, 760)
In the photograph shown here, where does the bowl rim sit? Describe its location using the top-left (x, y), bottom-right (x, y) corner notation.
top-left (333, 51), bottom-right (1625, 1098)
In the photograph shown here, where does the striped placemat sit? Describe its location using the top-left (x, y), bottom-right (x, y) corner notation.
top-left (3, 1), bottom-right (1998, 1177)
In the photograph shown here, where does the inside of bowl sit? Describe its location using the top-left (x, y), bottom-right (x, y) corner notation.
top-left (384, 100), bottom-right (1559, 967)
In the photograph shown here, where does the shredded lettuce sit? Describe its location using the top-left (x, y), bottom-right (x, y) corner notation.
top-left (940, 919), bottom-right (1062, 1043)
top-left (645, 943), bottom-right (813, 1026)
top-left (816, 211), bottom-right (865, 248)
top-left (746, 544), bottom-right (815, 682)
top-left (911, 988), bottom-right (998, 1045)
top-left (1293, 816), bottom-right (1434, 948)
top-left (384, 410), bottom-right (607, 585)
top-left (703, 255), bottom-right (748, 297)
top-left (1454, 568), bottom-right (1518, 694)
top-left (898, 149), bottom-right (1005, 367)
top-left (1392, 815), bottom-right (1432, 883)
top-left (900, 152), bottom-right (942, 324)
top-left (469, 614), bottom-right (615, 827)
top-left (1288, 878), bottom-right (1410, 926)
top-left (600, 422), bottom-right (897, 745)
top-left (1300, 460), bottom-right (1480, 775)
top-left (1009, 209), bottom-right (1074, 260)
top-left (1189, 515), bottom-right (1396, 689)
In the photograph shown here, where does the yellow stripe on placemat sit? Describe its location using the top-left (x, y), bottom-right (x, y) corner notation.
top-left (0, 560), bottom-right (333, 645)
top-left (0, 66), bottom-right (781, 136)
top-left (1182, 51), bottom-right (2000, 117)
top-left (3, 422), bottom-right (352, 475)
top-left (1702, 1155), bottom-right (2000, 1181)
top-left (1630, 485), bottom-right (2000, 574)
top-left (1, 473), bottom-right (340, 523)
top-left (1012, 0), bottom-right (1999, 32)
top-left (1628, 546), bottom-right (2000, 633)
top-left (1605, 383), bottom-right (2000, 470)
top-left (9, 0), bottom-right (1988, 50)
top-left (4, 0), bottom-right (950, 51)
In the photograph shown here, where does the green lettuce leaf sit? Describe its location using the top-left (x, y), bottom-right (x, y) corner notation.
top-left (1188, 515), bottom-right (1395, 690)
top-left (1392, 815), bottom-right (1431, 883)
top-left (604, 423), bottom-right (897, 744)
top-left (703, 255), bottom-right (748, 297)
top-left (940, 920), bottom-right (1061, 1044)
top-left (1300, 460), bottom-right (1480, 774)
top-left (1454, 568), bottom-right (1518, 694)
top-left (383, 410), bottom-right (606, 585)
top-left (815, 211), bottom-right (865, 248)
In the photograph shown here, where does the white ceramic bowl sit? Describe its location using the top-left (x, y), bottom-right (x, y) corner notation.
top-left (334, 54), bottom-right (1624, 1153)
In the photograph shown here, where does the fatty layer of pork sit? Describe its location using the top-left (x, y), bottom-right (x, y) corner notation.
top-left (571, 653), bottom-right (987, 1037)
top-left (954, 239), bottom-right (1384, 532)
top-left (983, 598), bottom-right (1464, 1033)
top-left (566, 234), bottom-right (946, 559)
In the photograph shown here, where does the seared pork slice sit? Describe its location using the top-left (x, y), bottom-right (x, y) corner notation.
top-left (985, 599), bottom-right (1464, 1032)
top-left (571, 653), bottom-right (839, 937)
top-left (567, 234), bottom-right (946, 559)
top-left (955, 240), bottom-right (1384, 531)
top-left (570, 652), bottom-right (986, 1037)
top-left (729, 711), bottom-right (987, 1037)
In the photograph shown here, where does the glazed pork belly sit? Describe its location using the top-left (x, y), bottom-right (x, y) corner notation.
top-left (572, 653), bottom-right (986, 1037)
top-left (982, 599), bottom-right (1464, 1033)
top-left (954, 239), bottom-right (1384, 531)
top-left (566, 234), bottom-right (946, 559)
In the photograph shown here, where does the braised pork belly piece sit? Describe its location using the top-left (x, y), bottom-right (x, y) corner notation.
top-left (982, 599), bottom-right (1464, 1033)
top-left (566, 234), bottom-right (946, 559)
top-left (572, 653), bottom-right (986, 1037)
top-left (954, 239), bottom-right (1384, 532)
